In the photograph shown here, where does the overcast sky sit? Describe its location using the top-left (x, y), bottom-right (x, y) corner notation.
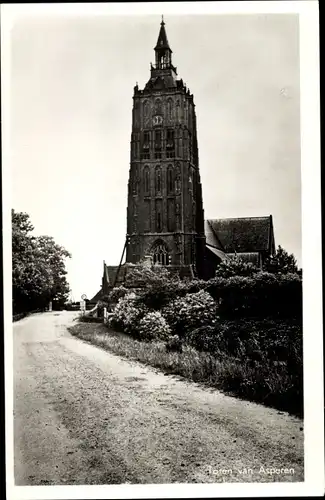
top-left (9, 9), bottom-right (301, 300)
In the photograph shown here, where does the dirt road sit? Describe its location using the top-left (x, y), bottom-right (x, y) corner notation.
top-left (13, 311), bottom-right (304, 485)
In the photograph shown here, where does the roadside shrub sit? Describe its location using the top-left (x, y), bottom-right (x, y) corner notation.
top-left (162, 290), bottom-right (218, 338)
top-left (186, 324), bottom-right (220, 353)
top-left (109, 292), bottom-right (148, 337)
top-left (108, 285), bottom-right (128, 304)
top-left (191, 317), bottom-right (301, 364)
top-left (166, 334), bottom-right (183, 353)
top-left (138, 311), bottom-right (171, 342)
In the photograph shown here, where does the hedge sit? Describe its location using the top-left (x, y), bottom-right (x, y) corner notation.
top-left (205, 272), bottom-right (302, 319)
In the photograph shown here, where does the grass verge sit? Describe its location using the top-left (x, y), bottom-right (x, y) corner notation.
top-left (68, 322), bottom-right (303, 418)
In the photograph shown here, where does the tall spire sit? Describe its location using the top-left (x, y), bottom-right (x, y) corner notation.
top-left (154, 16), bottom-right (172, 51)
top-left (154, 16), bottom-right (173, 69)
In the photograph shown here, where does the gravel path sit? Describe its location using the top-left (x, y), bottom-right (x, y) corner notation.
top-left (14, 311), bottom-right (304, 485)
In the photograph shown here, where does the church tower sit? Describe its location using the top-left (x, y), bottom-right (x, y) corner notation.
top-left (126, 17), bottom-right (206, 278)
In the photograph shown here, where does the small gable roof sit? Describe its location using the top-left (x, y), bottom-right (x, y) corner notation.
top-left (207, 216), bottom-right (274, 254)
top-left (105, 265), bottom-right (128, 285)
top-left (89, 289), bottom-right (103, 303)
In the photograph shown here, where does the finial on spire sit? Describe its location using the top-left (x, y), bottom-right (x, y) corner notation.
top-left (161, 14), bottom-right (165, 25)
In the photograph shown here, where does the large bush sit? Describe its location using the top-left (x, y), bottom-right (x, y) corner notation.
top-left (162, 290), bottom-right (218, 338)
top-left (127, 264), bottom-right (187, 309)
top-left (138, 311), bottom-right (171, 342)
top-left (108, 292), bottom-right (148, 337)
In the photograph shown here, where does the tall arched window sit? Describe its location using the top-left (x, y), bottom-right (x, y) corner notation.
top-left (192, 200), bottom-right (196, 228)
top-left (154, 129), bottom-right (162, 159)
top-left (151, 240), bottom-right (170, 266)
top-left (175, 163), bottom-right (181, 193)
top-left (157, 212), bottom-right (162, 232)
top-left (189, 166), bottom-right (194, 193)
top-left (155, 200), bottom-right (162, 232)
top-left (143, 100), bottom-right (149, 117)
top-left (167, 98), bottom-right (173, 123)
top-left (155, 166), bottom-right (162, 194)
top-left (167, 165), bottom-right (173, 194)
top-left (144, 166), bottom-right (150, 194)
top-left (176, 100), bottom-right (181, 122)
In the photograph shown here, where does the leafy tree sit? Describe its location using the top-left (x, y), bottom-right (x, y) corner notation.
top-left (125, 262), bottom-right (184, 309)
top-left (215, 255), bottom-right (260, 279)
top-left (12, 209), bottom-right (71, 313)
top-left (263, 245), bottom-right (299, 275)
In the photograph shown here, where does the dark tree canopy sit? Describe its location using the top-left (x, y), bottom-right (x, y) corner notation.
top-left (263, 245), bottom-right (299, 275)
top-left (12, 209), bottom-right (71, 314)
top-left (213, 246), bottom-right (300, 279)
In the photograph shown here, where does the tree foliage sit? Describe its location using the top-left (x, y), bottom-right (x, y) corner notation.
top-left (263, 245), bottom-right (299, 274)
top-left (215, 255), bottom-right (260, 278)
top-left (125, 263), bottom-right (184, 309)
top-left (12, 209), bottom-right (71, 313)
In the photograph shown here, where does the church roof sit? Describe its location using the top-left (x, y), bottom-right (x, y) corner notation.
top-left (206, 245), bottom-right (228, 261)
top-left (204, 220), bottom-right (224, 250)
top-left (206, 216), bottom-right (274, 253)
top-left (155, 18), bottom-right (172, 51)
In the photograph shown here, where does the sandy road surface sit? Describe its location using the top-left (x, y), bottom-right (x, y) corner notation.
top-left (13, 311), bottom-right (304, 485)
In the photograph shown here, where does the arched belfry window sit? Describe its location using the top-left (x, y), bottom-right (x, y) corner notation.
top-left (155, 166), bottom-right (162, 194)
top-left (151, 240), bottom-right (170, 266)
top-left (166, 129), bottom-right (175, 159)
top-left (144, 166), bottom-right (150, 194)
top-left (155, 99), bottom-right (162, 115)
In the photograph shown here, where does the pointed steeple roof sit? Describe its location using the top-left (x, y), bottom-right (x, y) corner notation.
top-left (154, 16), bottom-right (172, 51)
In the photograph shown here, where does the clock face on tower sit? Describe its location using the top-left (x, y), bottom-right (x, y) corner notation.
top-left (153, 115), bottom-right (163, 126)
